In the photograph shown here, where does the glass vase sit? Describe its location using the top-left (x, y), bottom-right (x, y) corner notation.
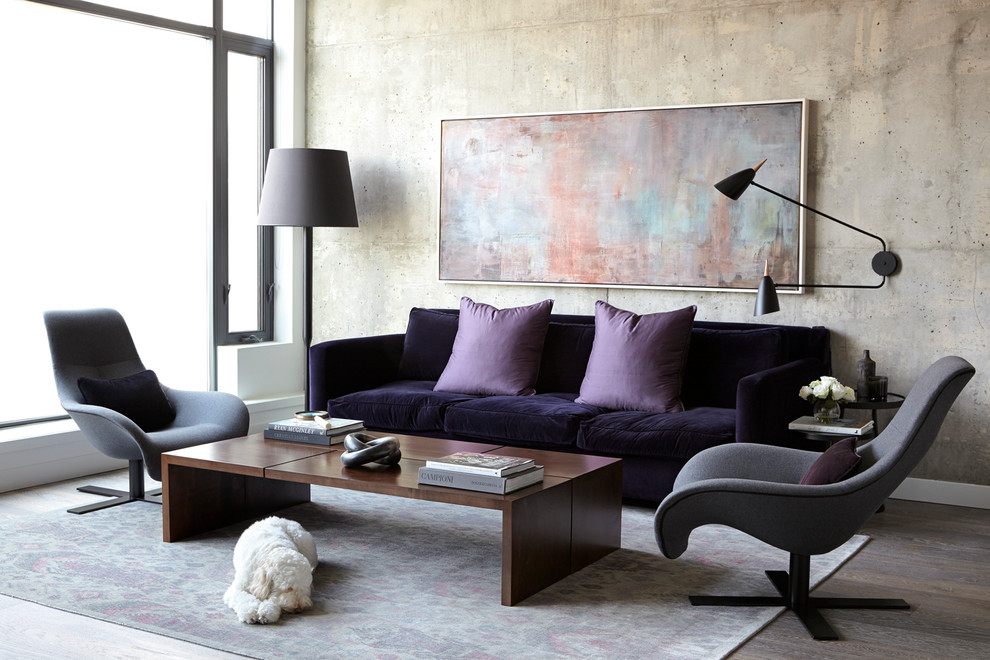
top-left (813, 398), bottom-right (842, 424)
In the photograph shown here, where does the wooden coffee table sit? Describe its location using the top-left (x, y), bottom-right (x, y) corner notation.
top-left (161, 433), bottom-right (622, 605)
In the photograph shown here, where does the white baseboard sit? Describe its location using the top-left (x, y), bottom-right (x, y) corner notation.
top-left (891, 477), bottom-right (990, 510)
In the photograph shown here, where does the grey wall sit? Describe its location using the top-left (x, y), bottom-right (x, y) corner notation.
top-left (306, 0), bottom-right (989, 487)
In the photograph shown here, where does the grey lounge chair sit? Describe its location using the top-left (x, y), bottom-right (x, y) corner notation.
top-left (654, 355), bottom-right (974, 640)
top-left (44, 308), bottom-right (250, 514)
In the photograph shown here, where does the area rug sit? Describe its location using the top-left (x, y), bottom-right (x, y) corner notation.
top-left (0, 487), bottom-right (867, 659)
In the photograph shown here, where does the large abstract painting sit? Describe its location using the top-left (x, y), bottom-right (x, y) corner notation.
top-left (438, 100), bottom-right (806, 290)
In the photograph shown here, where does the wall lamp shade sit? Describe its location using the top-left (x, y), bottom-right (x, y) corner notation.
top-left (256, 148), bottom-right (359, 409)
top-left (257, 148), bottom-right (358, 229)
top-left (714, 159), bottom-right (899, 315)
top-left (754, 260), bottom-right (781, 316)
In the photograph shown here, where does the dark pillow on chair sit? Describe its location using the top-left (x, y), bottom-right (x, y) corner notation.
top-left (397, 308), bottom-right (460, 380)
top-left (77, 369), bottom-right (176, 432)
top-left (799, 437), bottom-right (862, 485)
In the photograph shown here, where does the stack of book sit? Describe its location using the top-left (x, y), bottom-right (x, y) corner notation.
top-left (417, 451), bottom-right (544, 494)
top-left (788, 416), bottom-right (875, 435)
top-left (264, 417), bottom-right (364, 445)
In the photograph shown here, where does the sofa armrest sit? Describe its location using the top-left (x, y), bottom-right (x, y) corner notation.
top-left (308, 334), bottom-right (405, 410)
top-left (735, 357), bottom-right (827, 445)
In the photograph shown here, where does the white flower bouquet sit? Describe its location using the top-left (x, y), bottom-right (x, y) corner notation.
top-left (799, 376), bottom-right (856, 404)
top-left (800, 376), bottom-right (856, 423)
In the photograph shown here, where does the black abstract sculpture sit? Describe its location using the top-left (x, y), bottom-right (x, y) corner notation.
top-left (340, 432), bottom-right (402, 468)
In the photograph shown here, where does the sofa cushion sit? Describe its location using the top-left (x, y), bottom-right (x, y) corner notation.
top-left (534, 320), bottom-right (596, 393)
top-left (77, 369), bottom-right (175, 432)
top-left (434, 297), bottom-right (553, 396)
top-left (576, 302), bottom-right (697, 413)
top-left (443, 393), bottom-right (597, 448)
top-left (681, 327), bottom-right (787, 408)
top-left (799, 436), bottom-right (862, 485)
top-left (328, 380), bottom-right (477, 433)
top-left (397, 308), bottom-right (459, 381)
top-left (577, 407), bottom-right (735, 460)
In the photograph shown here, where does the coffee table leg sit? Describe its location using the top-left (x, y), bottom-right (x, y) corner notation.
top-left (501, 480), bottom-right (573, 606)
top-left (162, 460), bottom-right (310, 542)
top-left (570, 461), bottom-right (622, 571)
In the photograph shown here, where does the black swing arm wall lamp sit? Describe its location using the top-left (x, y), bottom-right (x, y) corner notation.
top-left (714, 159), bottom-right (899, 315)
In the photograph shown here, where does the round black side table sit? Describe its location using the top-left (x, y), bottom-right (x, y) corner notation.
top-left (842, 393), bottom-right (905, 435)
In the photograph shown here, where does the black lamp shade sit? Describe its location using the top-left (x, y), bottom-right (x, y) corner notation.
top-left (257, 148), bottom-right (359, 228)
top-left (714, 167), bottom-right (757, 200)
top-left (754, 275), bottom-right (781, 316)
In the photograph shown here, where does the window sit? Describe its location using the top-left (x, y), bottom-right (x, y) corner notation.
top-left (0, 0), bottom-right (274, 428)
top-left (219, 44), bottom-right (275, 344)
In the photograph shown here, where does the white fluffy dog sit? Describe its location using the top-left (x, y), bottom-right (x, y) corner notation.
top-left (223, 517), bottom-right (318, 624)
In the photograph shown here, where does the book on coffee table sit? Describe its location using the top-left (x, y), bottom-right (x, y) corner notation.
top-left (267, 417), bottom-right (364, 436)
top-left (417, 465), bottom-right (544, 494)
top-left (263, 428), bottom-right (360, 445)
top-left (424, 451), bottom-right (535, 477)
top-left (265, 417), bottom-right (364, 445)
top-left (788, 416), bottom-right (875, 435)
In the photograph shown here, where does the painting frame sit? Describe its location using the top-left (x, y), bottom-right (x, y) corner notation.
top-left (438, 99), bottom-right (808, 293)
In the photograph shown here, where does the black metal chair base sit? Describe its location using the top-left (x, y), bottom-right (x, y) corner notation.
top-left (689, 553), bottom-right (909, 640)
top-left (68, 459), bottom-right (163, 515)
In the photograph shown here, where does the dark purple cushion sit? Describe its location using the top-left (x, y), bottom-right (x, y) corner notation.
top-left (77, 369), bottom-right (175, 432)
top-left (434, 297), bottom-right (553, 396)
top-left (397, 308), bottom-right (459, 380)
top-left (576, 302), bottom-right (697, 413)
top-left (443, 393), bottom-right (598, 447)
top-left (799, 436), bottom-right (862, 485)
top-left (329, 380), bottom-right (477, 432)
top-left (534, 321), bottom-right (596, 393)
top-left (577, 407), bottom-right (735, 460)
top-left (681, 327), bottom-right (787, 408)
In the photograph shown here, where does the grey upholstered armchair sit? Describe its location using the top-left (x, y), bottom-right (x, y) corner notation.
top-left (654, 355), bottom-right (974, 640)
top-left (44, 308), bottom-right (250, 514)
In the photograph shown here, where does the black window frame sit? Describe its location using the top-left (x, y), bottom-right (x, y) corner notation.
top-left (214, 28), bottom-right (276, 346)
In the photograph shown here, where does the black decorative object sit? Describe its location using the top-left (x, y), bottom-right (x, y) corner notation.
top-left (868, 376), bottom-right (889, 401)
top-left (340, 432), bottom-right (402, 467)
top-left (716, 159), bottom-right (899, 316)
top-left (856, 350), bottom-right (876, 400)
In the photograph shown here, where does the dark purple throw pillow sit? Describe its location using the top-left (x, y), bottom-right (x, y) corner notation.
top-left (397, 308), bottom-right (460, 380)
top-left (434, 297), bottom-right (553, 396)
top-left (799, 436), bottom-right (862, 485)
top-left (77, 369), bottom-right (176, 432)
top-left (576, 301), bottom-right (697, 413)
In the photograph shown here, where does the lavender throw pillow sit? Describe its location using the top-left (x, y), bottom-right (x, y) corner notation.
top-left (799, 436), bottom-right (862, 485)
top-left (434, 297), bottom-right (553, 396)
top-left (576, 302), bottom-right (697, 413)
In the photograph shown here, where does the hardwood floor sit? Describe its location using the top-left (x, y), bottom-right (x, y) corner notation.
top-left (1, 470), bottom-right (987, 659)
top-left (730, 497), bottom-right (990, 659)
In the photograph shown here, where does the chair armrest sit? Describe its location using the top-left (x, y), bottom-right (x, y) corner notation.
top-left (673, 442), bottom-right (817, 488)
top-left (735, 357), bottom-right (826, 445)
top-left (308, 334), bottom-right (405, 410)
top-left (166, 388), bottom-right (249, 432)
top-left (61, 401), bottom-right (148, 461)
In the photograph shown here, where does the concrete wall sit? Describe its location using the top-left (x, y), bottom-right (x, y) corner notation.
top-left (306, 0), bottom-right (990, 488)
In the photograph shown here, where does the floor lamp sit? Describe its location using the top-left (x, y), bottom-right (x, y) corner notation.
top-left (257, 148), bottom-right (359, 410)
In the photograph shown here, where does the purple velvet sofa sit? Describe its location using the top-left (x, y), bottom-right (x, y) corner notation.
top-left (309, 308), bottom-right (831, 502)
